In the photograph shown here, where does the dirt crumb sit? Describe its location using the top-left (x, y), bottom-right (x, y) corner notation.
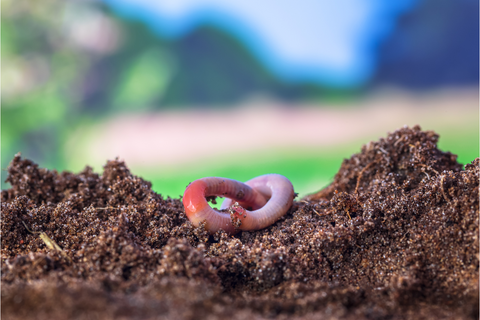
top-left (2, 126), bottom-right (478, 319)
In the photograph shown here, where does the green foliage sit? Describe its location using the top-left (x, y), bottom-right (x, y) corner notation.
top-left (1, 0), bottom-right (85, 175)
top-left (113, 49), bottom-right (175, 109)
top-left (139, 123), bottom-right (479, 200)
top-left (2, 0), bottom-right (478, 196)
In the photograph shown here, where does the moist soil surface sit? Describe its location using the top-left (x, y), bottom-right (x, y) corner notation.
top-left (1, 126), bottom-right (478, 320)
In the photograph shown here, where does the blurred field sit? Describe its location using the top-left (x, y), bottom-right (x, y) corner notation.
top-left (2, 0), bottom-right (478, 199)
top-left (64, 89), bottom-right (478, 199)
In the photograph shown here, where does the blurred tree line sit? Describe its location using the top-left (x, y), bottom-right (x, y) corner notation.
top-left (2, 0), bottom-right (478, 186)
top-left (2, 0), bottom-right (345, 177)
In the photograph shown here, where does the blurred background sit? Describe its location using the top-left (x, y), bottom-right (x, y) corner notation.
top-left (2, 0), bottom-right (479, 198)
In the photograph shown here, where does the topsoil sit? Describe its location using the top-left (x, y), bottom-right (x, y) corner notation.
top-left (1, 125), bottom-right (478, 320)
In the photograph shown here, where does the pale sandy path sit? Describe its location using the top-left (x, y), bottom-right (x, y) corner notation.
top-left (67, 89), bottom-right (478, 170)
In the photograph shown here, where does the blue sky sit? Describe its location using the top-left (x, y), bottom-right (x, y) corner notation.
top-left (101, 0), bottom-right (417, 87)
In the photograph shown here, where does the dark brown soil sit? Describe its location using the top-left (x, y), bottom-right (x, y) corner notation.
top-left (1, 126), bottom-right (478, 320)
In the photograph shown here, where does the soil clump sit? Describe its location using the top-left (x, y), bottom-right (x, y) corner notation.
top-left (1, 126), bottom-right (478, 319)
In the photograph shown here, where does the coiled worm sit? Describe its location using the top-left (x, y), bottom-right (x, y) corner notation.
top-left (182, 174), bottom-right (295, 234)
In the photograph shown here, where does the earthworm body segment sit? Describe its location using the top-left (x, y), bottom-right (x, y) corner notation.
top-left (183, 174), bottom-right (295, 234)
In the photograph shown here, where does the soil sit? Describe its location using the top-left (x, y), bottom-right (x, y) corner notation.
top-left (1, 125), bottom-right (478, 320)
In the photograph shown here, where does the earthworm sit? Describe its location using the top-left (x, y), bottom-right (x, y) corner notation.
top-left (182, 174), bottom-right (295, 234)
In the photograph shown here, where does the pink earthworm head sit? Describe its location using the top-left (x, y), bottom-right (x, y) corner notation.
top-left (182, 179), bottom-right (209, 225)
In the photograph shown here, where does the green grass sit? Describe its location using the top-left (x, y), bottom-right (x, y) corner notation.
top-left (139, 124), bottom-right (478, 200)
top-left (140, 148), bottom-right (346, 200)
top-left (2, 119), bottom-right (477, 200)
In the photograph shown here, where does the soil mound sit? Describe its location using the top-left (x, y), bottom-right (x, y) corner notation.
top-left (2, 126), bottom-right (478, 319)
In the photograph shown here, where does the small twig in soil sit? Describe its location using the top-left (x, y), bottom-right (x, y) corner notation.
top-left (345, 209), bottom-right (352, 220)
top-left (22, 221), bottom-right (72, 263)
top-left (394, 136), bottom-right (404, 146)
top-left (96, 206), bottom-right (117, 211)
top-left (300, 200), bottom-right (322, 217)
top-left (378, 147), bottom-right (388, 154)
top-left (440, 174), bottom-right (450, 203)
top-left (355, 161), bottom-right (376, 194)
top-left (417, 163), bottom-right (439, 179)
